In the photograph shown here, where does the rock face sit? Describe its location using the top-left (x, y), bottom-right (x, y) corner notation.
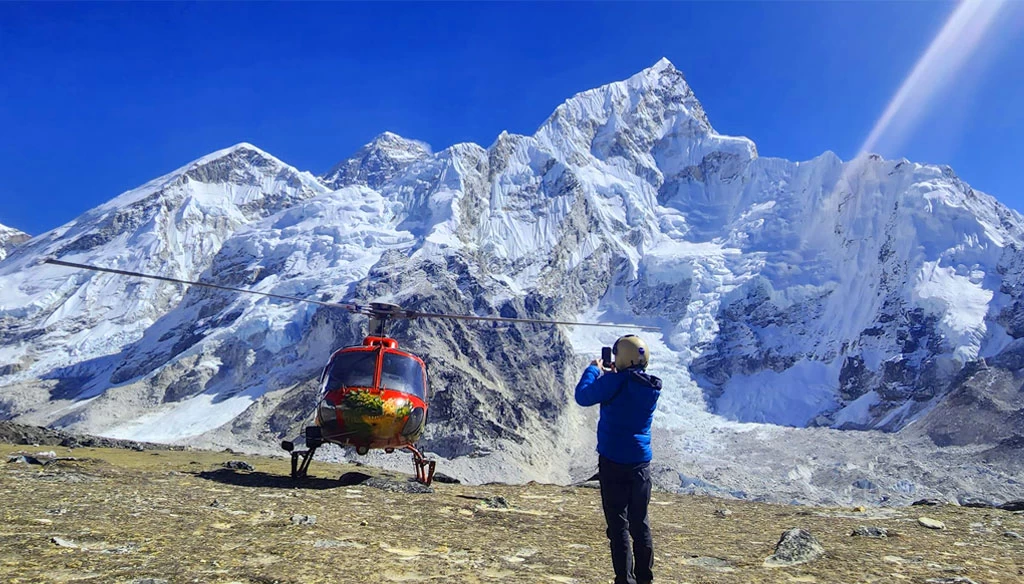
top-left (2, 59), bottom-right (1024, 502)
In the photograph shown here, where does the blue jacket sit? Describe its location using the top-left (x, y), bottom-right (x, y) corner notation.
top-left (575, 365), bottom-right (663, 464)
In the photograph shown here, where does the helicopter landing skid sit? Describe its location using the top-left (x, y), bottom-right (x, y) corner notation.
top-left (289, 446), bottom-right (318, 479)
top-left (406, 444), bottom-right (436, 485)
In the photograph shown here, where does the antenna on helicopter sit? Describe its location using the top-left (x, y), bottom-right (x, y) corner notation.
top-left (42, 258), bottom-right (661, 332)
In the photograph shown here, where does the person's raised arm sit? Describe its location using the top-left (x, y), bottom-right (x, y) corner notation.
top-left (575, 360), bottom-right (619, 406)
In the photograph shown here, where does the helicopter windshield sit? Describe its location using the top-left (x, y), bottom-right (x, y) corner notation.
top-left (323, 350), bottom-right (378, 392)
top-left (380, 352), bottom-right (426, 399)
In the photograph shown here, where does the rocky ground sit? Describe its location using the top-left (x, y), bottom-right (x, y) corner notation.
top-left (3, 441), bottom-right (1022, 584)
top-left (0, 422), bottom-right (184, 452)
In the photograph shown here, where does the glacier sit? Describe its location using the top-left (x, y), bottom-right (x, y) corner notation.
top-left (1, 58), bottom-right (1022, 505)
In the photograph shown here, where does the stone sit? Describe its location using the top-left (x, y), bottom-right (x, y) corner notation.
top-left (290, 514), bottom-right (316, 525)
top-left (51, 536), bottom-right (78, 548)
top-left (106, 543), bottom-right (139, 555)
top-left (431, 472), bottom-right (461, 484)
top-left (483, 496), bottom-right (511, 509)
top-left (925, 562), bottom-right (966, 574)
top-left (222, 460), bottom-right (254, 471)
top-left (957, 496), bottom-right (996, 509)
top-left (363, 477), bottom-right (433, 494)
top-left (764, 529), bottom-right (825, 567)
top-left (851, 526), bottom-right (888, 538)
top-left (999, 500), bottom-right (1024, 512)
top-left (130, 579), bottom-right (170, 584)
top-left (912, 498), bottom-right (945, 506)
top-left (924, 578), bottom-right (979, 584)
top-left (1004, 531), bottom-right (1022, 539)
top-left (713, 508), bottom-right (733, 517)
top-left (682, 556), bottom-right (735, 572)
top-left (918, 517), bottom-right (946, 530)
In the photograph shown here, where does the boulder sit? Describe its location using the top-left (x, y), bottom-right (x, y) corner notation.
top-left (221, 460), bottom-right (254, 472)
top-left (957, 496), bottom-right (996, 509)
top-left (764, 529), bottom-right (825, 566)
top-left (851, 526), bottom-right (888, 538)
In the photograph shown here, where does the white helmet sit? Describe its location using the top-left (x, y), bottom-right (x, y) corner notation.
top-left (613, 335), bottom-right (649, 370)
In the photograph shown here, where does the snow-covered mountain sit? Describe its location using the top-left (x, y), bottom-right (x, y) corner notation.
top-left (1, 59), bottom-right (1022, 504)
top-left (0, 223), bottom-right (30, 262)
top-left (0, 144), bottom-right (327, 396)
top-left (320, 131), bottom-right (433, 191)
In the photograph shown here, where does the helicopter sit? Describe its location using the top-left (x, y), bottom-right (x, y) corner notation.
top-left (44, 258), bottom-right (659, 485)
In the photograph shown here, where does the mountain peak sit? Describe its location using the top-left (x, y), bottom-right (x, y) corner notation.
top-left (185, 142), bottom-right (281, 172)
top-left (321, 132), bottom-right (433, 190)
top-left (370, 131), bottom-right (424, 147)
top-left (623, 57), bottom-right (690, 94)
top-left (86, 142), bottom-right (320, 218)
top-left (643, 57), bottom-right (677, 76)
top-left (0, 221), bottom-right (28, 237)
top-left (535, 57), bottom-right (714, 162)
top-left (363, 132), bottom-right (432, 157)
top-left (0, 222), bottom-right (30, 262)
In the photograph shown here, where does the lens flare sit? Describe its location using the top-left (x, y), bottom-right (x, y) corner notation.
top-left (858, 0), bottom-right (1008, 158)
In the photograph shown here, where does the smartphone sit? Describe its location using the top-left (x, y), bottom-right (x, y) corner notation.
top-left (601, 346), bottom-right (613, 369)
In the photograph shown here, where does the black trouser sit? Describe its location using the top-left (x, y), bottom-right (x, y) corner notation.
top-left (598, 455), bottom-right (654, 584)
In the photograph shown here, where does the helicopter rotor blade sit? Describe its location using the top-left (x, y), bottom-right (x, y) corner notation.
top-left (42, 258), bottom-right (362, 313)
top-left (43, 259), bottom-right (661, 332)
top-left (407, 310), bottom-right (661, 332)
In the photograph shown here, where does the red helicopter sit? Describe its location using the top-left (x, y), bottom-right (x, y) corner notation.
top-left (45, 259), bottom-right (658, 485)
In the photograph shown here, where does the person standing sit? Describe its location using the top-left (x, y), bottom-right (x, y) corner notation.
top-left (574, 334), bottom-right (663, 584)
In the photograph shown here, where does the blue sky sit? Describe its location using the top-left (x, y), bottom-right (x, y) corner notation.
top-left (1, 2), bottom-right (1021, 236)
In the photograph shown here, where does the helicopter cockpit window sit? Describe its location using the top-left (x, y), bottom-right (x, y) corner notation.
top-left (323, 350), bottom-right (378, 392)
top-left (380, 352), bottom-right (426, 399)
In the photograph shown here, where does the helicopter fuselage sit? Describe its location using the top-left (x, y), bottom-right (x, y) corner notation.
top-left (314, 336), bottom-right (428, 454)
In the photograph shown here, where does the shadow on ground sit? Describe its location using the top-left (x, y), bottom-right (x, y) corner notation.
top-left (194, 468), bottom-right (346, 490)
